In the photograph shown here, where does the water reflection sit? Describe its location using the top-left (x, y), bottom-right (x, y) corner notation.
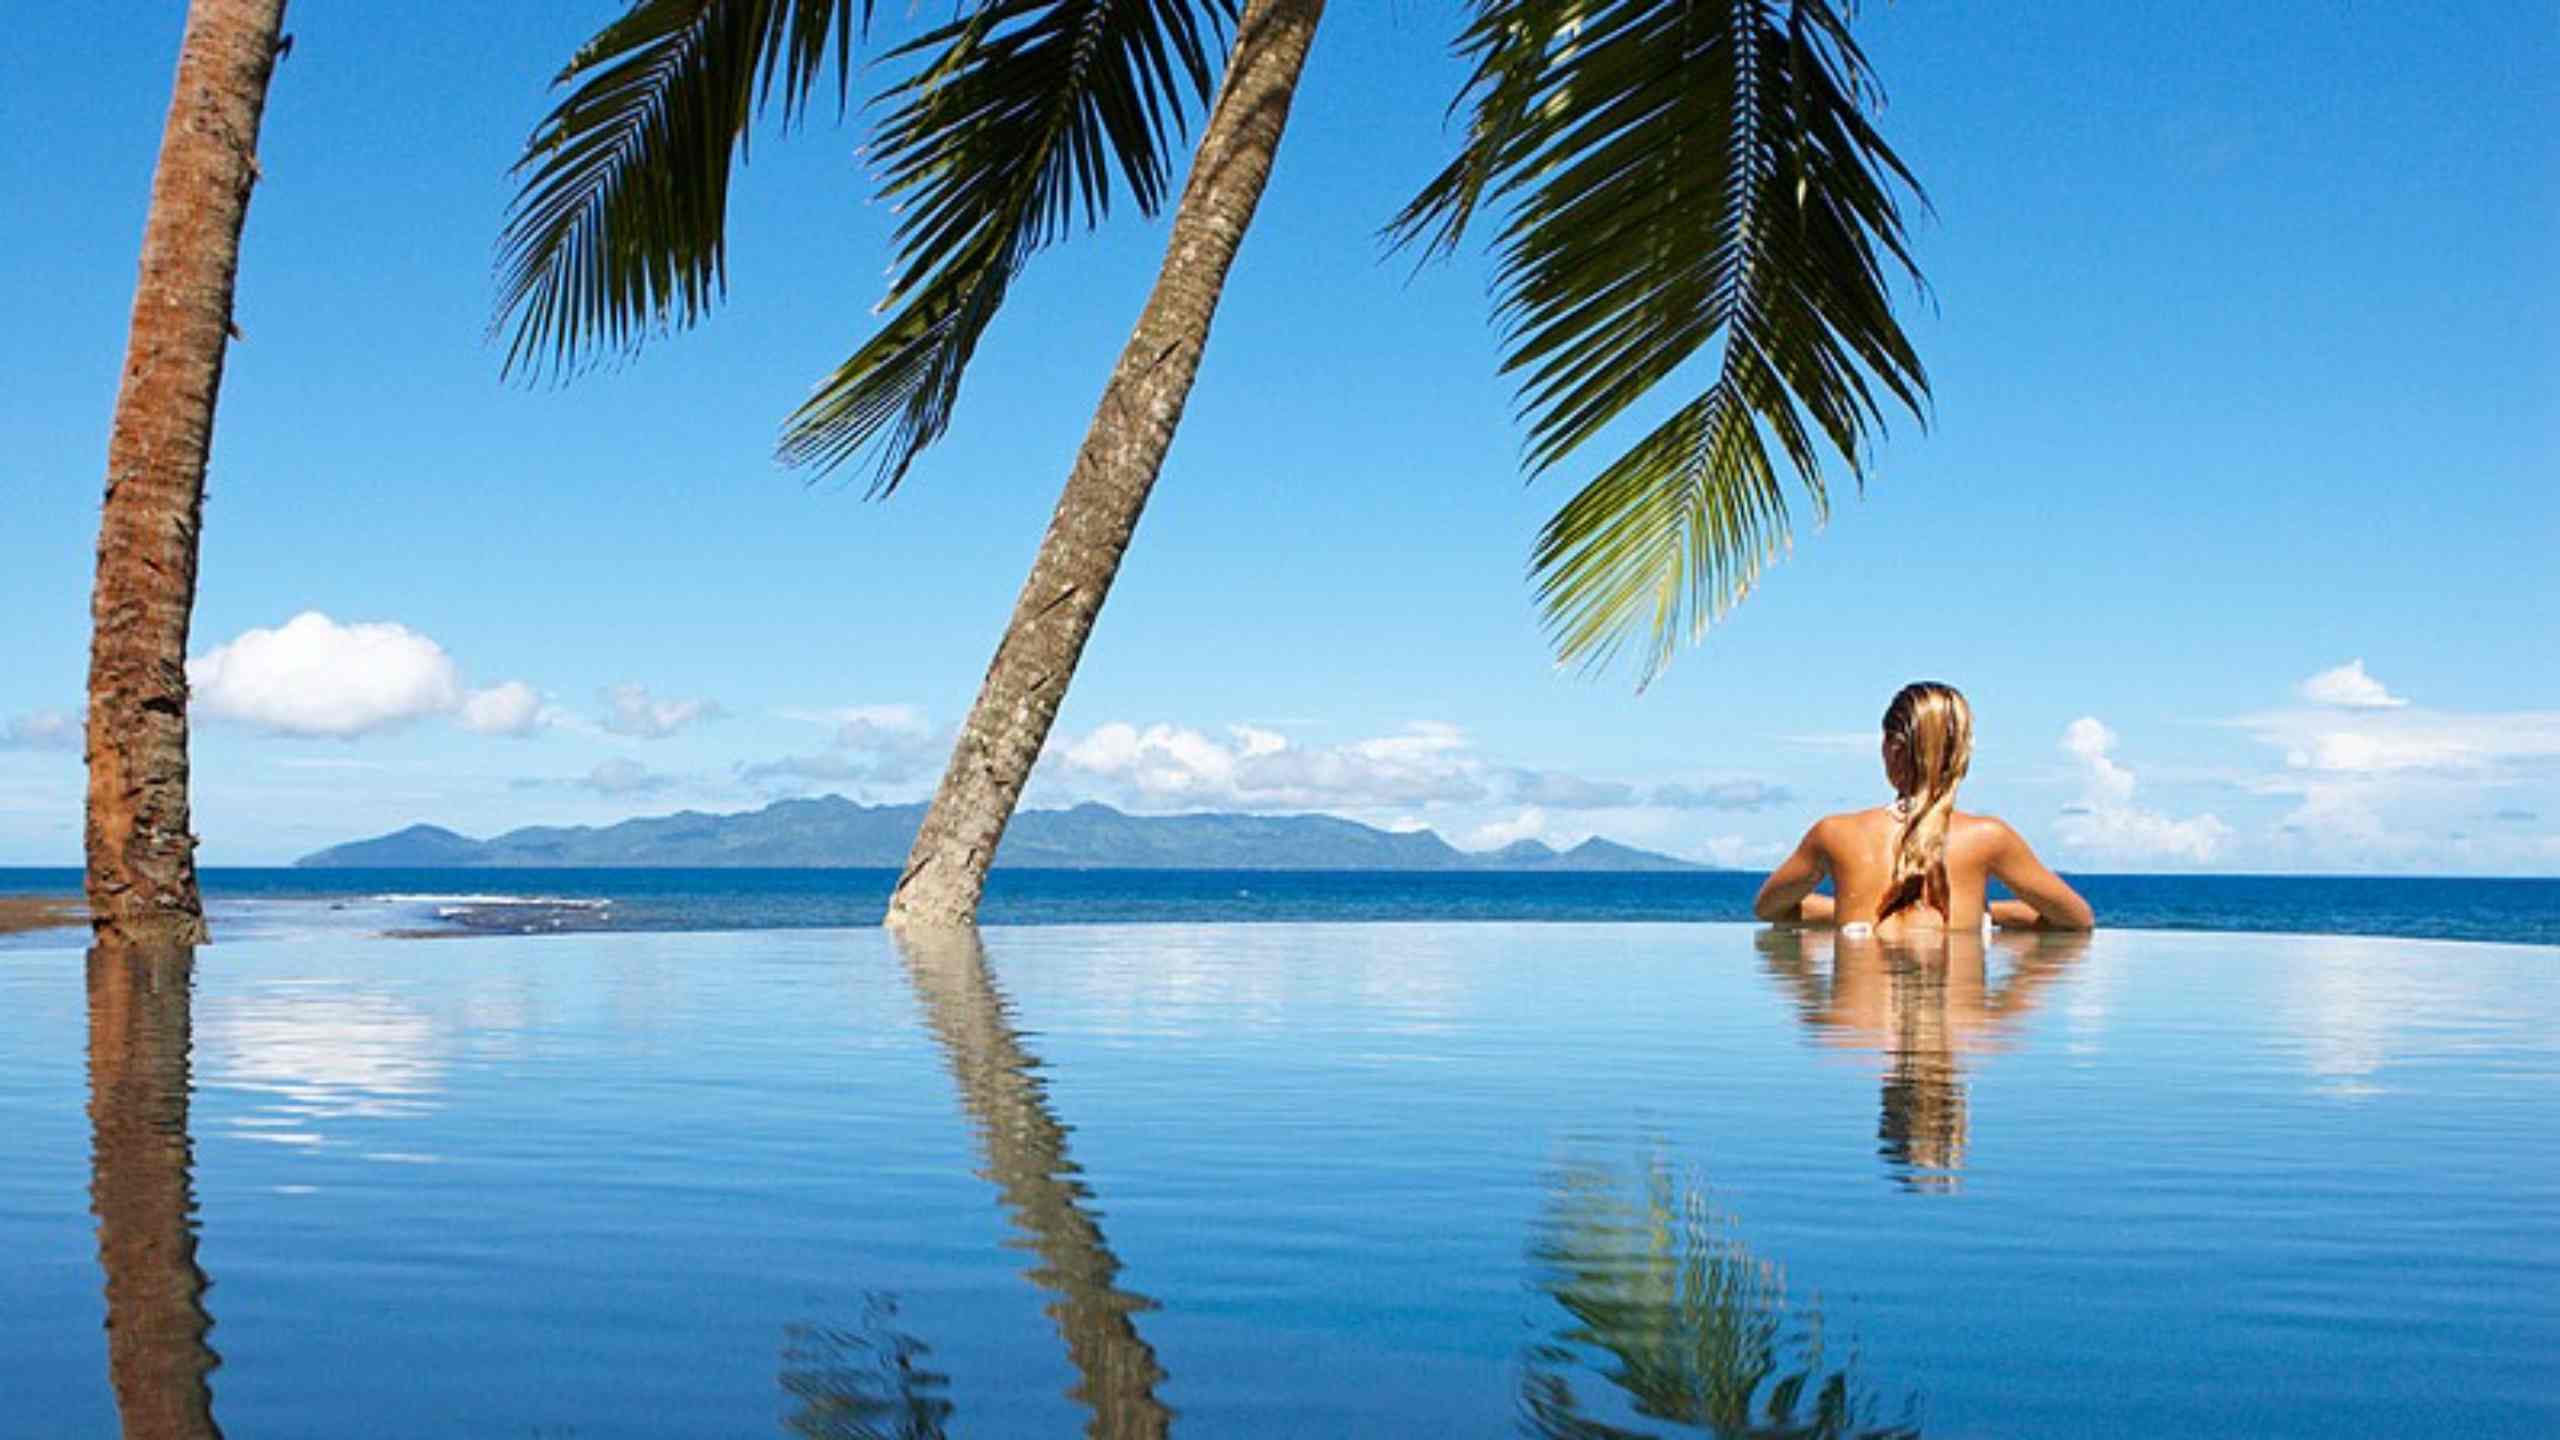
top-left (1521, 1157), bottom-right (1919, 1437)
top-left (87, 939), bottom-right (222, 1439)
top-left (891, 929), bottom-right (1171, 1438)
top-left (1757, 929), bottom-right (2088, 1191)
top-left (779, 1298), bottom-right (956, 1439)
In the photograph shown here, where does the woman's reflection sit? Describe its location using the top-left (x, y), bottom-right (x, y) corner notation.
top-left (87, 939), bottom-right (222, 1439)
top-left (1520, 1156), bottom-right (1920, 1437)
top-left (890, 929), bottom-right (1171, 1439)
top-left (1757, 927), bottom-right (2088, 1191)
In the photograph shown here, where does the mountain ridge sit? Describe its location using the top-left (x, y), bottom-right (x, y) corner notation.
top-left (296, 795), bottom-right (1713, 872)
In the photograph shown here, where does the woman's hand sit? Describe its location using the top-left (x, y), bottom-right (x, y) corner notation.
top-left (1989, 899), bottom-right (2045, 930)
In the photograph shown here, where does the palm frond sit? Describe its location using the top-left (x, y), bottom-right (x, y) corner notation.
top-left (779, 0), bottom-right (1238, 493)
top-left (1396, 0), bottom-right (1930, 686)
top-left (495, 0), bottom-right (873, 380)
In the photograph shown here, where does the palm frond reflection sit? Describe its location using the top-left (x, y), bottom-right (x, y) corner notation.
top-left (780, 1296), bottom-right (954, 1440)
top-left (1521, 1157), bottom-right (1917, 1438)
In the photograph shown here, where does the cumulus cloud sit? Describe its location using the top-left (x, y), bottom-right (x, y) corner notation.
top-left (600, 683), bottom-right (723, 739)
top-left (1054, 720), bottom-right (1490, 811)
top-left (187, 612), bottom-right (551, 741)
top-left (457, 680), bottom-right (546, 737)
top-left (2299, 659), bottom-right (2407, 710)
top-left (1, 709), bottom-right (79, 751)
top-left (743, 701), bottom-right (940, 796)
top-left (190, 612), bottom-right (465, 738)
top-left (1651, 779), bottom-right (1794, 811)
top-left (2052, 717), bottom-right (2231, 864)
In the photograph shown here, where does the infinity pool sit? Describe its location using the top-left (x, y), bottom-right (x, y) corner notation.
top-left (3, 924), bottom-right (2553, 1436)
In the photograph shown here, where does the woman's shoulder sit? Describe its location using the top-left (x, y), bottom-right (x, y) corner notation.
top-left (1810, 807), bottom-right (1893, 840)
top-left (1949, 810), bottom-right (2022, 849)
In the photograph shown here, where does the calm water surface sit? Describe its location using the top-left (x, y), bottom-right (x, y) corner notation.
top-left (2, 924), bottom-right (2553, 1436)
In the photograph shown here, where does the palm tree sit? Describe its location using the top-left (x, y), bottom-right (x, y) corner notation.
top-left (498, 0), bottom-right (1926, 926)
top-left (87, 0), bottom-right (291, 945)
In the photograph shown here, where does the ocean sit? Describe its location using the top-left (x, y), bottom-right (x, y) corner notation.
top-left (3, 866), bottom-right (2556, 948)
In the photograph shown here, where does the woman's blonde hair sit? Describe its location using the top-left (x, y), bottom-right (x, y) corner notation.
top-left (1879, 681), bottom-right (1973, 923)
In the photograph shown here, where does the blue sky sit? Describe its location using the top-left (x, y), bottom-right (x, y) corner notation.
top-left (2, 2), bottom-right (2552, 873)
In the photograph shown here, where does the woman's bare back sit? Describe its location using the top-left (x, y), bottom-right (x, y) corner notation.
top-left (1813, 808), bottom-right (2004, 937)
top-left (1757, 808), bottom-right (2094, 935)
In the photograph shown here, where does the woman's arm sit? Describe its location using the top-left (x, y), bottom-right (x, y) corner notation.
top-left (1753, 823), bottom-right (1832, 923)
top-left (1988, 822), bottom-right (2095, 930)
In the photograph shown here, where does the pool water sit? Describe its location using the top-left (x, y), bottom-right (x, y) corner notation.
top-left (2, 924), bottom-right (2553, 1437)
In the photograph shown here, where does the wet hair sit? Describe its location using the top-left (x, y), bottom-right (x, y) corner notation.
top-left (1878, 682), bottom-right (1973, 923)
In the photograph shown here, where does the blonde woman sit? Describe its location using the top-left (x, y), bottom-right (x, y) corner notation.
top-left (1753, 682), bottom-right (2095, 936)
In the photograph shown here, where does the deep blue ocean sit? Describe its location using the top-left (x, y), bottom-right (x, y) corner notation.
top-left (4, 866), bottom-right (2556, 947)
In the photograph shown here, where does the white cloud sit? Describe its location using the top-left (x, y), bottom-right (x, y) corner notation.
top-left (2052, 716), bottom-right (2231, 864)
top-left (1053, 720), bottom-right (1491, 811)
top-left (1, 708), bottom-right (79, 751)
top-left (187, 612), bottom-right (551, 742)
top-left (743, 701), bottom-right (940, 796)
top-left (2243, 707), bottom-right (2560, 777)
top-left (600, 683), bottom-right (723, 739)
top-left (2299, 659), bottom-right (2408, 710)
top-left (457, 681), bottom-right (545, 737)
top-left (1466, 807), bottom-right (1552, 850)
top-left (1698, 834), bottom-right (1785, 869)
top-left (2227, 691), bottom-right (2560, 871)
top-left (2060, 717), bottom-right (2137, 804)
top-left (190, 612), bottom-right (464, 738)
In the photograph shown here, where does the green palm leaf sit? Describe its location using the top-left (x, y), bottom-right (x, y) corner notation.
top-left (1394, 0), bottom-right (1930, 686)
top-left (497, 0), bottom-right (1234, 495)
top-left (496, 1), bottom-right (874, 379)
top-left (780, 0), bottom-right (1237, 492)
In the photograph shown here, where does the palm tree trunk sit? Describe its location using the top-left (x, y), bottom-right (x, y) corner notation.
top-left (87, 0), bottom-right (288, 945)
top-left (887, 0), bottom-right (1327, 929)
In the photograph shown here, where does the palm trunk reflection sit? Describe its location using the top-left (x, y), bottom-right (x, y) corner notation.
top-left (87, 939), bottom-right (222, 1439)
top-left (892, 929), bottom-right (1171, 1438)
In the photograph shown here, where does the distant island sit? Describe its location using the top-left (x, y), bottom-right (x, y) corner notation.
top-left (297, 795), bottom-right (1712, 872)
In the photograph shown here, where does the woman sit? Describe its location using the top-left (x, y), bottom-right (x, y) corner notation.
top-left (1753, 682), bottom-right (2094, 936)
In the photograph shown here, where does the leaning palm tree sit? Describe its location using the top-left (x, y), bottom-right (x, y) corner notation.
top-left (87, 0), bottom-right (291, 945)
top-left (498, 0), bottom-right (1925, 926)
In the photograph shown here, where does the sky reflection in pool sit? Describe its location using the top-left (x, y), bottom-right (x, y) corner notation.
top-left (2, 923), bottom-right (2553, 1437)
